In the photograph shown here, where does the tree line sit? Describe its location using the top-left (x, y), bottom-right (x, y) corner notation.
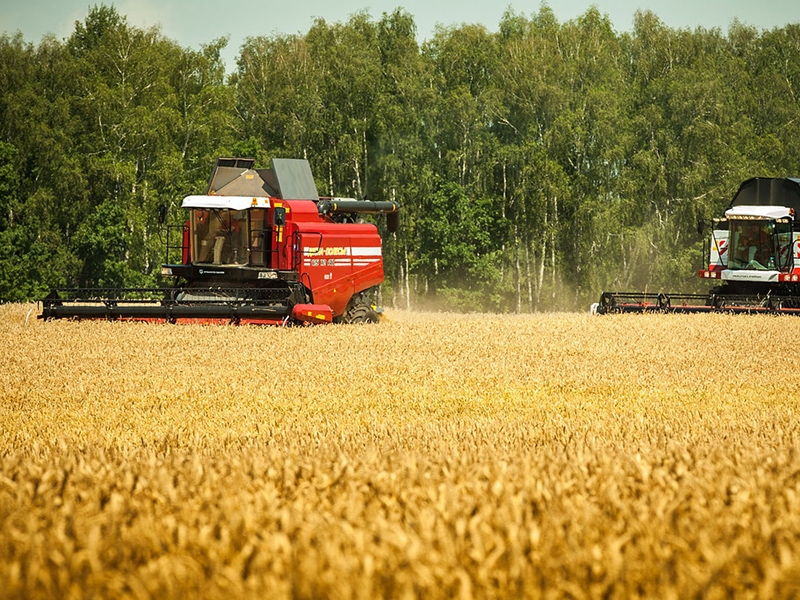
top-left (1, 5), bottom-right (799, 310)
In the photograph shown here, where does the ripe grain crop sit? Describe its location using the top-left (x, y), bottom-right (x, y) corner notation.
top-left (2, 302), bottom-right (800, 599)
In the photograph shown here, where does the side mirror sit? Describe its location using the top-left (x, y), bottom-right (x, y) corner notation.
top-left (157, 204), bottom-right (167, 225)
top-left (273, 207), bottom-right (287, 227)
top-left (697, 220), bottom-right (705, 236)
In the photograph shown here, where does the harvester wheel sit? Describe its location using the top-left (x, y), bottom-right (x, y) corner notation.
top-left (343, 303), bottom-right (379, 324)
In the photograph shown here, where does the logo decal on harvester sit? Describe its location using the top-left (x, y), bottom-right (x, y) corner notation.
top-left (302, 246), bottom-right (382, 268)
top-left (199, 269), bottom-right (225, 275)
top-left (304, 246), bottom-right (348, 256)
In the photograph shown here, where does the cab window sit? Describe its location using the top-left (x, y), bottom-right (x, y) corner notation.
top-left (191, 209), bottom-right (248, 265)
top-left (729, 219), bottom-right (772, 270)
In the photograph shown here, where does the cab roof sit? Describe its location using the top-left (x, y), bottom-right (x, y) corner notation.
top-left (729, 178), bottom-right (800, 213)
top-left (181, 195), bottom-right (271, 210)
top-left (724, 205), bottom-right (792, 219)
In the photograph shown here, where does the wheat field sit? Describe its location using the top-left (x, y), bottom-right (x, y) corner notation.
top-left (1, 302), bottom-right (800, 599)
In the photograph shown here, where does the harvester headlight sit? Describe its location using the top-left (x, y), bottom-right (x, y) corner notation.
top-left (794, 274), bottom-right (799, 282)
top-left (161, 267), bottom-right (173, 276)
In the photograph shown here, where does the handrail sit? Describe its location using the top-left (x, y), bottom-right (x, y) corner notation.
top-left (164, 222), bottom-right (188, 265)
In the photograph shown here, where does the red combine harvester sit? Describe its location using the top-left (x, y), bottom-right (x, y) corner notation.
top-left (40, 158), bottom-right (399, 324)
top-left (594, 177), bottom-right (800, 315)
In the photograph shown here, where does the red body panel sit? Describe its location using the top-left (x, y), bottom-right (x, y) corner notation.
top-left (278, 200), bottom-right (384, 317)
top-left (291, 304), bottom-right (334, 323)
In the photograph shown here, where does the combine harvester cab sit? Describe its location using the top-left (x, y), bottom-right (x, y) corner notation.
top-left (40, 158), bottom-right (399, 325)
top-left (596, 177), bottom-right (800, 315)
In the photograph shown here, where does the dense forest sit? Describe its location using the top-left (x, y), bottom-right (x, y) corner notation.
top-left (1, 5), bottom-right (799, 310)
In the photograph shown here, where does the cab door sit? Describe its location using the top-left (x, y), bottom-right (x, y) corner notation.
top-left (249, 208), bottom-right (267, 267)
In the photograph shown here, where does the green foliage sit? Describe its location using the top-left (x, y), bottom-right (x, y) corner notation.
top-left (67, 4), bottom-right (124, 57)
top-left (0, 139), bottom-right (17, 231)
top-left (3, 5), bottom-right (800, 311)
top-left (414, 181), bottom-right (508, 309)
top-left (74, 199), bottom-right (150, 288)
top-left (0, 5), bottom-right (233, 299)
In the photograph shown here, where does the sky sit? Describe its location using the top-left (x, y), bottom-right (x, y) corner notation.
top-left (1, 0), bottom-right (799, 72)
